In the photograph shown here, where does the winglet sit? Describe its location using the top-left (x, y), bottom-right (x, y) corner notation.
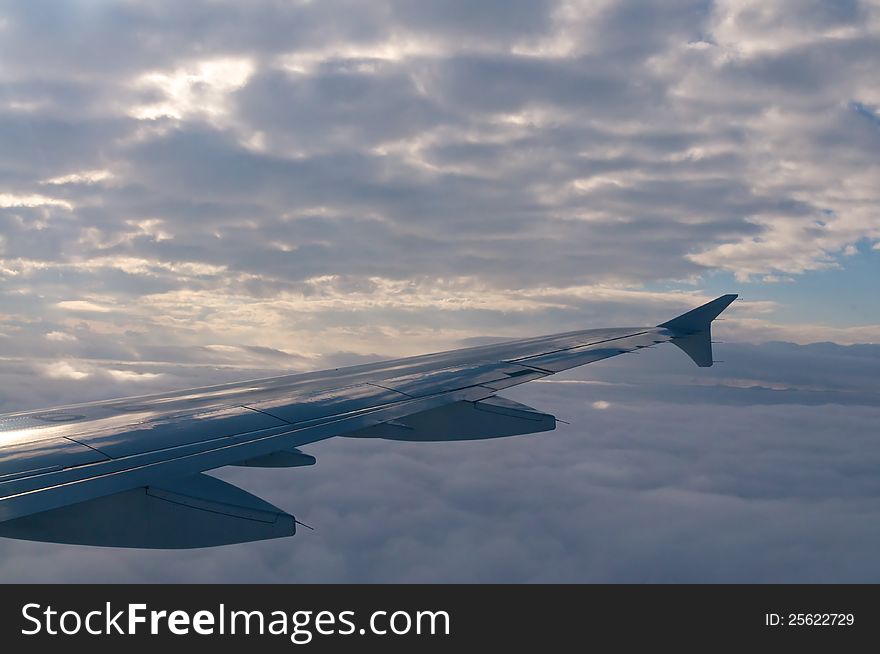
top-left (657, 294), bottom-right (737, 367)
top-left (657, 294), bottom-right (738, 333)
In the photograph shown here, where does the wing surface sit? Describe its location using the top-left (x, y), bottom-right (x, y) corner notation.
top-left (0, 294), bottom-right (736, 545)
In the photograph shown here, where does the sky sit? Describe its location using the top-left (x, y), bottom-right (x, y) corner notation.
top-left (0, 0), bottom-right (879, 582)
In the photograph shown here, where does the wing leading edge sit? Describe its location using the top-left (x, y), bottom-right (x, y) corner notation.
top-left (0, 294), bottom-right (736, 548)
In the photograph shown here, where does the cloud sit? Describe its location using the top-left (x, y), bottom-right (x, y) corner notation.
top-left (1, 341), bottom-right (878, 582)
top-left (0, 0), bottom-right (879, 581)
top-left (56, 300), bottom-right (114, 313)
top-left (40, 360), bottom-right (90, 380)
top-left (1, 1), bottom-right (877, 327)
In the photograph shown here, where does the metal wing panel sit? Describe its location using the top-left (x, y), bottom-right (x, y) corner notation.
top-left (376, 362), bottom-right (547, 398)
top-left (73, 405), bottom-right (287, 457)
top-left (477, 369), bottom-right (547, 390)
top-left (0, 438), bottom-right (109, 483)
top-left (0, 386), bottom-right (495, 522)
top-left (243, 383), bottom-right (408, 424)
top-left (509, 329), bottom-right (670, 373)
top-left (0, 324), bottom-right (657, 524)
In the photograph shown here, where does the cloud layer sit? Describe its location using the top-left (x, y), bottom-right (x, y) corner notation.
top-left (1, 341), bottom-right (878, 582)
top-left (1, 0), bottom-right (879, 361)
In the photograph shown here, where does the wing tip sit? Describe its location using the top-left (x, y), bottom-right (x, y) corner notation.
top-left (657, 293), bottom-right (738, 333)
top-left (658, 293), bottom-right (738, 367)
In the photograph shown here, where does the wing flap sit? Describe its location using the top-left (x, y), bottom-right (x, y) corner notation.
top-left (0, 473), bottom-right (297, 548)
top-left (233, 448), bottom-right (316, 468)
top-left (346, 395), bottom-right (556, 442)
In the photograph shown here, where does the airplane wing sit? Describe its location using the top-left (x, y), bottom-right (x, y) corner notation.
top-left (0, 294), bottom-right (736, 548)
